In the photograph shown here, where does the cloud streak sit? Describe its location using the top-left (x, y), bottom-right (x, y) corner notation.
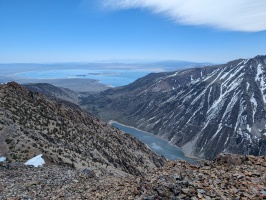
top-left (101, 0), bottom-right (266, 32)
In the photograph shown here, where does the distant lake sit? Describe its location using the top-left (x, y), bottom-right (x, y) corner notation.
top-left (111, 121), bottom-right (197, 164)
top-left (16, 69), bottom-right (153, 87)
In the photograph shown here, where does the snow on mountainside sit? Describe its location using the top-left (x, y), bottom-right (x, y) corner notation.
top-left (0, 157), bottom-right (6, 162)
top-left (25, 154), bottom-right (45, 167)
top-left (83, 55), bottom-right (266, 160)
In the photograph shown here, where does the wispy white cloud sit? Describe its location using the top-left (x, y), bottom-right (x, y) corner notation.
top-left (101, 0), bottom-right (266, 32)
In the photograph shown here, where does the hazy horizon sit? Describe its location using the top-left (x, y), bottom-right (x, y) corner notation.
top-left (0, 59), bottom-right (214, 65)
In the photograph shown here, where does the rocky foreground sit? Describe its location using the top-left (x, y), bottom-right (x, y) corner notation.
top-left (0, 154), bottom-right (265, 199)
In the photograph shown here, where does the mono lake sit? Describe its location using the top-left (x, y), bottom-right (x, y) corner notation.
top-left (111, 121), bottom-right (197, 164)
top-left (15, 69), bottom-right (153, 87)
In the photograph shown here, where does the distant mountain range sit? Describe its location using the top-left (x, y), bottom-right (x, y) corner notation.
top-left (148, 60), bottom-right (212, 71)
top-left (82, 55), bottom-right (266, 159)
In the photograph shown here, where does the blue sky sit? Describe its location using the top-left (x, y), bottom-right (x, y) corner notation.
top-left (0, 0), bottom-right (266, 63)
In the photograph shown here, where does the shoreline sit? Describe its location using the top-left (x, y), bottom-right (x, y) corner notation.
top-left (108, 120), bottom-right (204, 162)
top-left (109, 120), bottom-right (180, 146)
top-left (109, 120), bottom-right (158, 136)
top-left (108, 120), bottom-right (163, 157)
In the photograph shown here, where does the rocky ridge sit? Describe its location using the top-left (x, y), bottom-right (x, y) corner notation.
top-left (0, 154), bottom-right (265, 199)
top-left (82, 55), bottom-right (266, 159)
top-left (0, 82), bottom-right (165, 175)
top-left (23, 83), bottom-right (80, 105)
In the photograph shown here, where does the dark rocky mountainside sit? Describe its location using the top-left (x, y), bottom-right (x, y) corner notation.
top-left (23, 83), bottom-right (80, 104)
top-left (83, 55), bottom-right (266, 160)
top-left (0, 82), bottom-right (165, 175)
top-left (0, 154), bottom-right (265, 199)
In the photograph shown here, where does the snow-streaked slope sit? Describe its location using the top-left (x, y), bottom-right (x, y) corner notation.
top-left (85, 55), bottom-right (266, 160)
top-left (24, 154), bottom-right (45, 167)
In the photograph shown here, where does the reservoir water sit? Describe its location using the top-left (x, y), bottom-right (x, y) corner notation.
top-left (111, 121), bottom-right (197, 164)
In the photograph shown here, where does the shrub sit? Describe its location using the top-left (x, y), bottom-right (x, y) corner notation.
top-left (5, 138), bottom-right (13, 144)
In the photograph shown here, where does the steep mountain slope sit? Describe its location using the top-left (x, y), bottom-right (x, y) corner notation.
top-left (83, 55), bottom-right (266, 159)
top-left (0, 82), bottom-right (165, 175)
top-left (23, 83), bottom-right (80, 104)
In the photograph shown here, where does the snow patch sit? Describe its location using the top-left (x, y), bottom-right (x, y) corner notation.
top-left (250, 93), bottom-right (257, 123)
top-left (0, 157), bottom-right (6, 162)
top-left (246, 82), bottom-right (250, 91)
top-left (25, 154), bottom-right (45, 167)
top-left (169, 136), bottom-right (176, 144)
top-left (247, 125), bottom-right (251, 133)
top-left (154, 119), bottom-right (161, 124)
top-left (255, 64), bottom-right (266, 102)
top-left (225, 135), bottom-right (230, 144)
top-left (243, 132), bottom-right (252, 143)
top-left (148, 116), bottom-right (156, 121)
top-left (167, 71), bottom-right (179, 77)
top-left (211, 123), bottom-right (223, 140)
top-left (221, 90), bottom-right (240, 123)
top-left (207, 65), bottom-right (245, 125)
top-left (220, 70), bottom-right (230, 80)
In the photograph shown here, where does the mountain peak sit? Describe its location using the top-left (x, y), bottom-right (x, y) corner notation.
top-left (6, 81), bottom-right (26, 91)
top-left (247, 55), bottom-right (266, 64)
top-left (254, 55), bottom-right (266, 59)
